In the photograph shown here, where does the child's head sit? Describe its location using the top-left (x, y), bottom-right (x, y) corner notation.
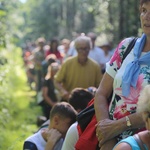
top-left (49, 102), bottom-right (77, 137)
top-left (137, 85), bottom-right (150, 113)
top-left (137, 85), bottom-right (150, 130)
top-left (46, 54), bottom-right (57, 65)
top-left (45, 62), bottom-right (60, 79)
top-left (68, 88), bottom-right (94, 112)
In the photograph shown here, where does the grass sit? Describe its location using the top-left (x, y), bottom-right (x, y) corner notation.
top-left (0, 46), bottom-right (43, 150)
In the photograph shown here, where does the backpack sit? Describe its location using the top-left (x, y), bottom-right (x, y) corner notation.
top-left (75, 37), bottom-right (138, 150)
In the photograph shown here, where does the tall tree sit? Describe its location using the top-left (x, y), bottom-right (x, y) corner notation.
top-left (14, 0), bottom-right (142, 47)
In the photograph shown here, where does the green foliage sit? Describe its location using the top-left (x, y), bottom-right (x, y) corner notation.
top-left (0, 0), bottom-right (143, 149)
top-left (0, 45), bottom-right (42, 149)
top-left (2, 0), bottom-right (140, 48)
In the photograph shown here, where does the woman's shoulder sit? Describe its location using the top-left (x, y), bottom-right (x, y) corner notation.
top-left (113, 136), bottom-right (141, 150)
top-left (109, 37), bottom-right (135, 67)
top-left (118, 37), bottom-right (135, 51)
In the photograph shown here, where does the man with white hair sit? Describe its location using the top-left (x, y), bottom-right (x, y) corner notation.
top-left (54, 35), bottom-right (102, 101)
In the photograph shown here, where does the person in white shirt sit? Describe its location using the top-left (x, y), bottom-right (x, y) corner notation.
top-left (23, 102), bottom-right (77, 150)
top-left (61, 87), bottom-right (95, 150)
top-left (67, 32), bottom-right (106, 73)
top-left (87, 32), bottom-right (106, 71)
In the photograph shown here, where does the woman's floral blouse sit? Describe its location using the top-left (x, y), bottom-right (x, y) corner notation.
top-left (106, 37), bottom-right (150, 141)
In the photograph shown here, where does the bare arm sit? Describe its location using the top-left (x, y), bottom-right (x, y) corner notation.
top-left (94, 72), bottom-right (113, 122)
top-left (53, 80), bottom-right (69, 100)
top-left (94, 73), bottom-right (116, 149)
top-left (94, 73), bottom-right (145, 149)
top-left (97, 113), bottom-right (144, 148)
top-left (113, 142), bottom-right (132, 150)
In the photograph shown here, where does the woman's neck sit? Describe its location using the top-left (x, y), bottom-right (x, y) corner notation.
top-left (143, 38), bottom-right (150, 52)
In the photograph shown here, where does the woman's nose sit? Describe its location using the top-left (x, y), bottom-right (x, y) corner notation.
top-left (145, 11), bottom-right (150, 20)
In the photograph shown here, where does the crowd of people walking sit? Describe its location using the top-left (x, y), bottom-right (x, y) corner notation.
top-left (22, 0), bottom-right (150, 149)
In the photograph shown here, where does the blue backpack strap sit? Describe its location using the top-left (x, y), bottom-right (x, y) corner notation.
top-left (23, 141), bottom-right (38, 150)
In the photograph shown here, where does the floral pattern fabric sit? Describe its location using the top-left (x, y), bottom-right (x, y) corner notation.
top-left (106, 37), bottom-right (150, 140)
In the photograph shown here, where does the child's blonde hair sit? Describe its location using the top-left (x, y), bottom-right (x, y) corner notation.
top-left (137, 85), bottom-right (150, 113)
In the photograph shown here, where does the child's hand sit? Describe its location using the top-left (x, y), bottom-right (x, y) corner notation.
top-left (45, 128), bottom-right (62, 150)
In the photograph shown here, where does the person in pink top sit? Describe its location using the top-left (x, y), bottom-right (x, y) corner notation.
top-left (46, 38), bottom-right (63, 64)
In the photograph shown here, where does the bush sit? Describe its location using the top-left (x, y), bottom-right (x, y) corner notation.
top-left (0, 46), bottom-right (42, 150)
